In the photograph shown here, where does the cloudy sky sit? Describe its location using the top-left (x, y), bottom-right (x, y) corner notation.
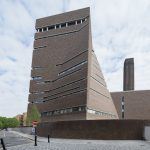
top-left (0, 0), bottom-right (150, 117)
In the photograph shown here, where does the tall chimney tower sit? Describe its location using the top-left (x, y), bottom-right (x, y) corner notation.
top-left (123, 58), bottom-right (134, 91)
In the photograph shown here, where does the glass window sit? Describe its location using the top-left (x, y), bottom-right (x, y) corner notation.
top-left (61, 23), bottom-right (66, 28)
top-left (72, 107), bottom-right (79, 112)
top-left (64, 109), bottom-right (67, 113)
top-left (48, 25), bottom-right (55, 30)
top-left (77, 20), bottom-right (81, 24)
top-left (43, 27), bottom-right (47, 31)
top-left (60, 109), bottom-right (65, 114)
top-left (58, 60), bottom-right (87, 76)
top-left (68, 21), bottom-right (76, 26)
top-left (39, 28), bottom-right (42, 32)
top-left (56, 24), bottom-right (60, 29)
top-left (79, 106), bottom-right (85, 112)
top-left (82, 18), bottom-right (85, 22)
top-left (66, 108), bottom-right (72, 113)
top-left (32, 76), bottom-right (42, 80)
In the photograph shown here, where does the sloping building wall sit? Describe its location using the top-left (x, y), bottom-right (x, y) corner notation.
top-left (27, 7), bottom-right (118, 122)
top-left (87, 50), bottom-right (118, 119)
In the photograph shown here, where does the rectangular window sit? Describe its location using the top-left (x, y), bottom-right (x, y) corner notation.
top-left (82, 18), bottom-right (85, 22)
top-left (61, 23), bottom-right (66, 28)
top-left (48, 25), bottom-right (55, 30)
top-left (78, 106), bottom-right (86, 112)
top-left (68, 21), bottom-right (76, 26)
top-left (43, 27), bottom-right (47, 31)
top-left (77, 20), bottom-right (81, 24)
top-left (47, 111), bottom-right (52, 116)
top-left (60, 110), bottom-right (64, 114)
top-left (122, 112), bottom-right (124, 119)
top-left (56, 24), bottom-right (60, 29)
top-left (55, 110), bottom-right (60, 115)
top-left (66, 108), bottom-right (72, 113)
top-left (33, 66), bottom-right (44, 70)
top-left (58, 60), bottom-right (87, 76)
top-left (32, 76), bottom-right (42, 80)
top-left (39, 28), bottom-right (42, 32)
top-left (72, 107), bottom-right (79, 112)
top-left (63, 109), bottom-right (67, 113)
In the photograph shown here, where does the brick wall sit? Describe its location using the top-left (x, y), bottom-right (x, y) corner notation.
top-left (37, 120), bottom-right (150, 140)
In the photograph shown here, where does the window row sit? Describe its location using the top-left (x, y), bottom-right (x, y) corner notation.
top-left (58, 60), bottom-right (87, 76)
top-left (32, 99), bottom-right (44, 104)
top-left (31, 89), bottom-right (86, 103)
top-left (40, 106), bottom-right (116, 118)
top-left (36, 17), bottom-right (87, 33)
top-left (32, 66), bottom-right (45, 70)
top-left (87, 108), bottom-right (116, 118)
top-left (31, 61), bottom-right (87, 84)
top-left (31, 76), bottom-right (42, 80)
top-left (31, 91), bottom-right (45, 95)
top-left (44, 86), bottom-right (80, 99)
top-left (41, 106), bottom-right (86, 116)
top-left (30, 78), bottom-right (86, 96)
top-left (34, 45), bottom-right (47, 50)
top-left (38, 66), bottom-right (83, 85)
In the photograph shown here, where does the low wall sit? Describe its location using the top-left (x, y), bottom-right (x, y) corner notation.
top-left (144, 126), bottom-right (150, 141)
top-left (37, 120), bottom-right (150, 140)
top-left (10, 127), bottom-right (32, 135)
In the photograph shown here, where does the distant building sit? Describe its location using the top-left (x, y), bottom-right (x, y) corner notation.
top-left (123, 58), bottom-right (134, 91)
top-left (111, 57), bottom-right (150, 120)
top-left (27, 7), bottom-right (118, 123)
top-left (15, 112), bottom-right (27, 126)
top-left (111, 90), bottom-right (150, 119)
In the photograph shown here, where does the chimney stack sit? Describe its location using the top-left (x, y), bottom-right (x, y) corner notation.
top-left (123, 58), bottom-right (134, 91)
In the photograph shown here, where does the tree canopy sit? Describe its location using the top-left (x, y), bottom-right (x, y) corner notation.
top-left (26, 104), bottom-right (41, 126)
top-left (0, 117), bottom-right (20, 129)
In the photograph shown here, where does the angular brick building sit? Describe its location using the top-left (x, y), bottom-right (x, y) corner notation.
top-left (27, 7), bottom-right (118, 122)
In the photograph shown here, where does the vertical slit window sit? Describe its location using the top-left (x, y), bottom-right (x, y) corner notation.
top-left (39, 28), bottom-right (42, 32)
top-left (77, 20), bottom-right (81, 24)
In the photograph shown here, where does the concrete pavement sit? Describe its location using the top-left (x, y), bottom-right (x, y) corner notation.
top-left (1, 130), bottom-right (150, 150)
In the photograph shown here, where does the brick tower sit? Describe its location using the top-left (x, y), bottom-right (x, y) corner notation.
top-left (27, 7), bottom-right (118, 122)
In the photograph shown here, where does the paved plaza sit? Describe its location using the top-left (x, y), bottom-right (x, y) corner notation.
top-left (6, 140), bottom-right (150, 150)
top-left (0, 131), bottom-right (150, 150)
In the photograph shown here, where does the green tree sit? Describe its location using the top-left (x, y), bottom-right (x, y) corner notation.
top-left (0, 121), bottom-right (3, 129)
top-left (0, 117), bottom-right (7, 128)
top-left (6, 118), bottom-right (20, 128)
top-left (0, 117), bottom-right (19, 128)
top-left (26, 104), bottom-right (41, 126)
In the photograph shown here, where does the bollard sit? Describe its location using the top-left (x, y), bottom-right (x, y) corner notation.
top-left (48, 135), bottom-right (50, 143)
top-left (1, 138), bottom-right (6, 150)
top-left (34, 135), bottom-right (37, 146)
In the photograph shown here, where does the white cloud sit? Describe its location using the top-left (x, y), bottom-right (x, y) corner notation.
top-left (0, 0), bottom-right (150, 117)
